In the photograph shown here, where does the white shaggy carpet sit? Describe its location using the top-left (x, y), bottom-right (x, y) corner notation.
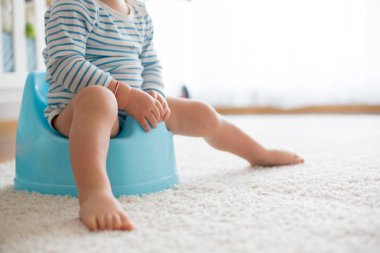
top-left (1, 115), bottom-right (380, 253)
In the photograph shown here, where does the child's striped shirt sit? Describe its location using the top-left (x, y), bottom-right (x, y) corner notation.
top-left (43, 0), bottom-right (164, 124)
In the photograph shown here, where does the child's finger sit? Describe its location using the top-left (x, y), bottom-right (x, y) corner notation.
top-left (163, 100), bottom-right (170, 113)
top-left (156, 94), bottom-right (165, 104)
top-left (157, 95), bottom-right (168, 110)
top-left (154, 100), bottom-right (164, 121)
top-left (138, 117), bottom-right (150, 132)
top-left (147, 90), bottom-right (158, 99)
top-left (156, 96), bottom-right (168, 120)
top-left (145, 113), bottom-right (158, 129)
top-left (163, 107), bottom-right (171, 121)
top-left (151, 105), bottom-right (161, 121)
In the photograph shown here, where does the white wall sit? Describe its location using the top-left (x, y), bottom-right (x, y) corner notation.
top-left (0, 0), bottom-right (46, 120)
top-left (147, 0), bottom-right (380, 107)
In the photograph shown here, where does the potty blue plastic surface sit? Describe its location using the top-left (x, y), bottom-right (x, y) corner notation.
top-left (14, 72), bottom-right (179, 197)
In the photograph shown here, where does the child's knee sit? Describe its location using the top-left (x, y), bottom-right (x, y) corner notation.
top-left (195, 101), bottom-right (221, 135)
top-left (73, 85), bottom-right (118, 114)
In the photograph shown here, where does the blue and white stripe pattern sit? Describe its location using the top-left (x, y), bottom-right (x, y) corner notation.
top-left (43, 0), bottom-right (164, 124)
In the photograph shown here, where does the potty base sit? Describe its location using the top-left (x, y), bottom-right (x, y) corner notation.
top-left (14, 72), bottom-right (179, 197)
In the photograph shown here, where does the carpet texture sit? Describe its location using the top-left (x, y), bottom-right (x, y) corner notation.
top-left (0, 115), bottom-right (379, 253)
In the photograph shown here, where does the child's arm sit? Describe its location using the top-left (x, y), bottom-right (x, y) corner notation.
top-left (45, 1), bottom-right (111, 93)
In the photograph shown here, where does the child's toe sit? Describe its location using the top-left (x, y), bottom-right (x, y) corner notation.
top-left (106, 213), bottom-right (114, 230)
top-left (112, 213), bottom-right (122, 230)
top-left (83, 216), bottom-right (98, 231)
top-left (119, 212), bottom-right (134, 231)
top-left (97, 215), bottom-right (106, 230)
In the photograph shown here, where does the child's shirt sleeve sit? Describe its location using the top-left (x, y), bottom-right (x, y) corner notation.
top-left (44, 0), bottom-right (111, 93)
top-left (140, 13), bottom-right (165, 97)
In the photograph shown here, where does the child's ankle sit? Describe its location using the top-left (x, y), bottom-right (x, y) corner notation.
top-left (78, 187), bottom-right (114, 204)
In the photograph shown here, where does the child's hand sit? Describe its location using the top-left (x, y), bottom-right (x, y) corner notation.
top-left (122, 88), bottom-right (164, 132)
top-left (146, 90), bottom-right (171, 121)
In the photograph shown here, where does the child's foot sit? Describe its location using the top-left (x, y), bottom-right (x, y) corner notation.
top-left (78, 189), bottom-right (134, 231)
top-left (251, 149), bottom-right (304, 167)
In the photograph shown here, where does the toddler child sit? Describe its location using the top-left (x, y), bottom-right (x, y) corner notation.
top-left (43, 0), bottom-right (304, 231)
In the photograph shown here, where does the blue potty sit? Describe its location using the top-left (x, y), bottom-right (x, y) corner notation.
top-left (14, 72), bottom-right (179, 197)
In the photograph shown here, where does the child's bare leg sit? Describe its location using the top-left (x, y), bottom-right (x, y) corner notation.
top-left (53, 86), bottom-right (133, 231)
top-left (165, 97), bottom-right (303, 166)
